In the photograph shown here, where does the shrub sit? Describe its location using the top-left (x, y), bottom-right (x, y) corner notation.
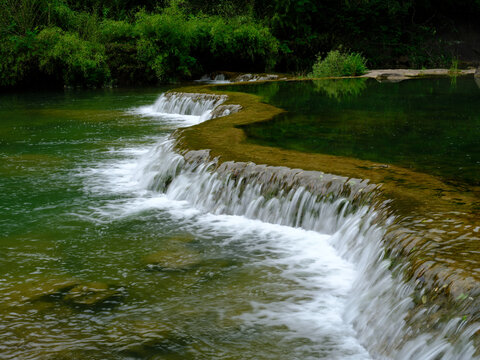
top-left (37, 27), bottom-right (110, 87)
top-left (310, 50), bottom-right (367, 77)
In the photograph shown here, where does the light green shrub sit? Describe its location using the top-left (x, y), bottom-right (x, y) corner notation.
top-left (310, 50), bottom-right (367, 77)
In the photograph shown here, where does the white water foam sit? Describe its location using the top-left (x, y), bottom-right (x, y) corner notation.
top-left (80, 92), bottom-right (480, 359)
top-left (132, 92), bottom-right (227, 126)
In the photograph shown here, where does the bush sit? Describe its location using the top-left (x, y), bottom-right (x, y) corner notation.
top-left (37, 27), bottom-right (110, 87)
top-left (310, 50), bottom-right (367, 77)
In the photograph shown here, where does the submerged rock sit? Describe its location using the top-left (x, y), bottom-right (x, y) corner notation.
top-left (143, 247), bottom-right (202, 271)
top-left (475, 66), bottom-right (480, 78)
top-left (7, 277), bottom-right (80, 305)
top-left (2, 276), bottom-right (124, 311)
top-left (63, 282), bottom-right (123, 307)
top-left (108, 320), bottom-right (189, 358)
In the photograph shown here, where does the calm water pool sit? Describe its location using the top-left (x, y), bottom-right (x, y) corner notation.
top-left (219, 78), bottom-right (480, 186)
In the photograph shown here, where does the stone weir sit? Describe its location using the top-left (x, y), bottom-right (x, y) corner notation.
top-left (164, 83), bottom-right (480, 352)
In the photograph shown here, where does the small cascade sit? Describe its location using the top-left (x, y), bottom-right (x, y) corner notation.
top-left (133, 92), bottom-right (241, 123)
top-left (151, 92), bottom-right (227, 116)
top-left (133, 138), bottom-right (480, 360)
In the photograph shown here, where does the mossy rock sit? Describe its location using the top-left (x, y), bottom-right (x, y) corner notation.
top-left (63, 282), bottom-right (123, 308)
top-left (143, 247), bottom-right (202, 271)
top-left (6, 277), bottom-right (80, 305)
top-left (108, 321), bottom-right (190, 358)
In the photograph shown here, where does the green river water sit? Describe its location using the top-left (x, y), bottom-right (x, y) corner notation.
top-left (1, 80), bottom-right (479, 360)
top-left (223, 77), bottom-right (480, 186)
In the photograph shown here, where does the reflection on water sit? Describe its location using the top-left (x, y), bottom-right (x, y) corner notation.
top-left (221, 78), bottom-right (480, 186)
top-left (313, 78), bottom-right (367, 100)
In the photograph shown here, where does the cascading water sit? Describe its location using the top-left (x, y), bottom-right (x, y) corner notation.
top-left (133, 92), bottom-right (241, 125)
top-left (3, 88), bottom-right (478, 360)
top-left (131, 91), bottom-right (480, 359)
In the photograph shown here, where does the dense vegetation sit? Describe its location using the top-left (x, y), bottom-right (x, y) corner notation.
top-left (1, 0), bottom-right (479, 88)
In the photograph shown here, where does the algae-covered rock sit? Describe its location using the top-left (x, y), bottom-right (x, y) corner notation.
top-left (5, 277), bottom-right (80, 305)
top-left (143, 247), bottom-right (202, 271)
top-left (107, 320), bottom-right (190, 358)
top-left (63, 282), bottom-right (123, 307)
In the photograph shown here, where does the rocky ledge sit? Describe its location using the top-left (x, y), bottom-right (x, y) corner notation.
top-left (363, 68), bottom-right (476, 82)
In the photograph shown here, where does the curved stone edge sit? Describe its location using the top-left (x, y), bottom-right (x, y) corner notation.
top-left (168, 81), bottom-right (480, 317)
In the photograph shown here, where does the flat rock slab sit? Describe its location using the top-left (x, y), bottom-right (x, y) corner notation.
top-left (364, 68), bottom-right (476, 81)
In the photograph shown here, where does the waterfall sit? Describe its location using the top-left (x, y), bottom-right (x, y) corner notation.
top-left (133, 137), bottom-right (480, 360)
top-left (151, 92), bottom-right (227, 116)
top-left (133, 92), bottom-right (241, 124)
top-left (125, 90), bottom-right (480, 359)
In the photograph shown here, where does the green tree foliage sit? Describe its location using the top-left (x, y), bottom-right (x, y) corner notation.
top-left (0, 0), bottom-right (479, 89)
top-left (0, 0), bottom-right (278, 88)
top-left (37, 27), bottom-right (110, 86)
